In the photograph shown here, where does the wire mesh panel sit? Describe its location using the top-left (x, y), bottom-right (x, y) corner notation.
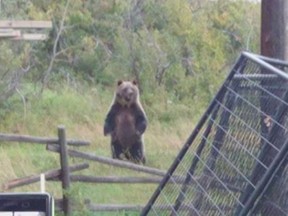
top-left (141, 52), bottom-right (288, 216)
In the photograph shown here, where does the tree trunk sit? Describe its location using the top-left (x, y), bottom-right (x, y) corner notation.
top-left (255, 1), bottom-right (288, 215)
top-left (261, 0), bottom-right (288, 60)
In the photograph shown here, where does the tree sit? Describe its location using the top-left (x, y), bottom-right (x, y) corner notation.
top-left (253, 1), bottom-right (288, 215)
top-left (261, 0), bottom-right (288, 60)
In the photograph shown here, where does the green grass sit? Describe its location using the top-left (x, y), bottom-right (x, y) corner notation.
top-left (0, 83), bottom-right (200, 215)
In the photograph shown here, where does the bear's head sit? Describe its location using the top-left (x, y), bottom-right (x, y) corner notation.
top-left (116, 80), bottom-right (139, 107)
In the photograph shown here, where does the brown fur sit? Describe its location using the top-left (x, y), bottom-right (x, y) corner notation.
top-left (104, 80), bottom-right (147, 163)
top-left (114, 108), bottom-right (138, 148)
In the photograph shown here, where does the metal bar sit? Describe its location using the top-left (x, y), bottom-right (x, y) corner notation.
top-left (234, 74), bottom-right (280, 80)
top-left (253, 53), bottom-right (288, 68)
top-left (140, 55), bottom-right (246, 216)
top-left (243, 52), bottom-right (288, 80)
top-left (190, 79), bottom-right (241, 214)
top-left (248, 89), bottom-right (288, 215)
top-left (237, 89), bottom-right (288, 215)
top-left (239, 137), bottom-right (288, 216)
top-left (172, 104), bottom-right (221, 213)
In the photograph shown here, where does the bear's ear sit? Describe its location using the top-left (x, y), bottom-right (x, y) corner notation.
top-left (132, 80), bottom-right (137, 85)
top-left (117, 80), bottom-right (123, 86)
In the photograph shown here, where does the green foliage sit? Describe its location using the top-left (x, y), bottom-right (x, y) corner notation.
top-left (0, 85), bottom-right (183, 215)
top-left (0, 1), bottom-right (260, 214)
top-left (0, 0), bottom-right (260, 109)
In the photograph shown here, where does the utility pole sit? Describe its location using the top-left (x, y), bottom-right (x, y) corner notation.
top-left (257, 1), bottom-right (288, 215)
top-left (261, 0), bottom-right (288, 60)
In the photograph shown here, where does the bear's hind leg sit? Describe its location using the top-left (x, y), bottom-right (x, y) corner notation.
top-left (111, 140), bottom-right (131, 161)
top-left (111, 140), bottom-right (123, 159)
top-left (130, 139), bottom-right (146, 164)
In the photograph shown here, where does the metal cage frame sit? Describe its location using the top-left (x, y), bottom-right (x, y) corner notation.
top-left (141, 52), bottom-right (288, 216)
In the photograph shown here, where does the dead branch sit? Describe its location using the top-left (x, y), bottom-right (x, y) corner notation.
top-left (41, 0), bottom-right (71, 90)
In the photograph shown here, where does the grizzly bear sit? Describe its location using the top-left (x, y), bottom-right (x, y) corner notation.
top-left (104, 80), bottom-right (148, 164)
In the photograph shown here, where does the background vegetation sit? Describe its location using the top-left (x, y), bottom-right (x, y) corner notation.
top-left (0, 0), bottom-right (260, 215)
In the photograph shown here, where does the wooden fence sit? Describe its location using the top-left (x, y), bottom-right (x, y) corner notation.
top-left (0, 125), bottom-right (173, 215)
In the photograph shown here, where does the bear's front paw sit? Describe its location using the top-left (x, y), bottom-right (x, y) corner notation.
top-left (104, 127), bottom-right (113, 136)
top-left (104, 131), bottom-right (111, 136)
top-left (104, 123), bottom-right (114, 136)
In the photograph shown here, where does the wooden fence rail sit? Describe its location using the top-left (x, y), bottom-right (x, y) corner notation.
top-left (70, 175), bottom-right (166, 184)
top-left (55, 199), bottom-right (232, 213)
top-left (0, 126), bottom-right (90, 216)
top-left (69, 175), bottom-right (187, 184)
top-left (84, 202), bottom-right (232, 213)
top-left (86, 203), bottom-right (145, 212)
top-left (2, 126), bottom-right (185, 215)
top-left (47, 144), bottom-right (168, 177)
top-left (3, 163), bottom-right (89, 190)
top-left (0, 133), bottom-right (90, 146)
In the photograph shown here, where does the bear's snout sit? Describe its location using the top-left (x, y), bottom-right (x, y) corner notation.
top-left (125, 95), bottom-right (132, 102)
top-left (124, 90), bottom-right (134, 102)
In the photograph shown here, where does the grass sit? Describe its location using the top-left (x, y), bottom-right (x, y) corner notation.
top-left (0, 83), bottom-right (202, 215)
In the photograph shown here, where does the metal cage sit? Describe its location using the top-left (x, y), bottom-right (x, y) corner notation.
top-left (141, 52), bottom-right (288, 216)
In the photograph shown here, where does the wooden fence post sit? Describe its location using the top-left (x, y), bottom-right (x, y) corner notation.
top-left (58, 125), bottom-right (71, 216)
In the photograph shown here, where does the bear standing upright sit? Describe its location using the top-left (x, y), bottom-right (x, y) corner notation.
top-left (104, 80), bottom-right (148, 164)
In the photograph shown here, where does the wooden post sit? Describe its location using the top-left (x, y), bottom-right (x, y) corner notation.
top-left (58, 126), bottom-right (71, 216)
